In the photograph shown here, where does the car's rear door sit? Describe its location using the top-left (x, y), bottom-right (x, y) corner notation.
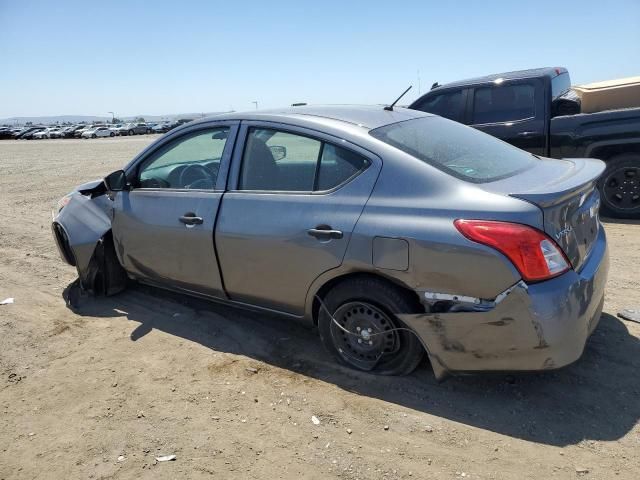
top-left (112, 122), bottom-right (238, 297)
top-left (215, 122), bottom-right (380, 315)
top-left (469, 78), bottom-right (547, 155)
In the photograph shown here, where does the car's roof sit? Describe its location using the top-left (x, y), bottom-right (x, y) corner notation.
top-left (431, 67), bottom-right (567, 91)
top-left (191, 105), bottom-right (432, 131)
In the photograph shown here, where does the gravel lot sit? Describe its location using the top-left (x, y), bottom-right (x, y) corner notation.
top-left (1, 136), bottom-right (639, 479)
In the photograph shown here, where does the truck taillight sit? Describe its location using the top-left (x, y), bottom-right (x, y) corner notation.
top-left (454, 219), bottom-right (570, 282)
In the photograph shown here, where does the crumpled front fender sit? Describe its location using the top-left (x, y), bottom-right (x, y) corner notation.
top-left (52, 192), bottom-right (114, 290)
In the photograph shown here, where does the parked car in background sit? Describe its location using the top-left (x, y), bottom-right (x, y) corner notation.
top-left (151, 121), bottom-right (175, 133)
top-left (62, 125), bottom-right (85, 138)
top-left (52, 105), bottom-right (608, 380)
top-left (121, 122), bottom-right (148, 135)
top-left (33, 127), bottom-right (58, 139)
top-left (48, 127), bottom-right (65, 138)
top-left (74, 125), bottom-right (92, 138)
top-left (145, 123), bottom-right (157, 133)
top-left (82, 126), bottom-right (114, 138)
top-left (109, 124), bottom-right (125, 135)
top-left (409, 67), bottom-right (640, 218)
top-left (19, 127), bottom-right (46, 139)
top-left (0, 128), bottom-right (13, 139)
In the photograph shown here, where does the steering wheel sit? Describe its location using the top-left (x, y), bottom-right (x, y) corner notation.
top-left (178, 164), bottom-right (216, 189)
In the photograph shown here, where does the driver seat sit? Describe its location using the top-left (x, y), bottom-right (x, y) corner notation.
top-left (240, 136), bottom-right (279, 190)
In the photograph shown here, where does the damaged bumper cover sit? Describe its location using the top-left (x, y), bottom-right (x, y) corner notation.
top-left (400, 228), bottom-right (609, 380)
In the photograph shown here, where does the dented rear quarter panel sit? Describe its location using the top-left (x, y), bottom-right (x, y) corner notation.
top-left (399, 226), bottom-right (609, 378)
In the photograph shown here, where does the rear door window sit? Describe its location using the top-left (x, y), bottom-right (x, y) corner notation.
top-left (412, 89), bottom-right (466, 123)
top-left (472, 83), bottom-right (535, 124)
top-left (239, 127), bottom-right (370, 192)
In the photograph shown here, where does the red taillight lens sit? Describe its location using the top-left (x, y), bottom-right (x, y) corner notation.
top-left (454, 219), bottom-right (570, 282)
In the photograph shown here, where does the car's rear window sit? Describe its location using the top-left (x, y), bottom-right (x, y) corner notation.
top-left (369, 116), bottom-right (535, 182)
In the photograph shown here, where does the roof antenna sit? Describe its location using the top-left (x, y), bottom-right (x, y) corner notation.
top-left (384, 85), bottom-right (412, 111)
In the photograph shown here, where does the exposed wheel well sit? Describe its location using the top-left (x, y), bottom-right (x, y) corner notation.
top-left (311, 272), bottom-right (424, 325)
top-left (590, 143), bottom-right (640, 161)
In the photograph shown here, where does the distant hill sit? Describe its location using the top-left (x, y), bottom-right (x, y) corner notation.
top-left (0, 112), bottom-right (230, 126)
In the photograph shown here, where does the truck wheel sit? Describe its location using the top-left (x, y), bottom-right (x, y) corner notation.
top-left (599, 153), bottom-right (640, 219)
top-left (317, 276), bottom-right (424, 376)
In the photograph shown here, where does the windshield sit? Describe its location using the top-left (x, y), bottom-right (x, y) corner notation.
top-left (369, 116), bottom-right (536, 182)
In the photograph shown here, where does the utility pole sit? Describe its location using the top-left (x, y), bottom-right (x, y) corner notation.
top-left (252, 101), bottom-right (258, 110)
top-left (108, 111), bottom-right (115, 123)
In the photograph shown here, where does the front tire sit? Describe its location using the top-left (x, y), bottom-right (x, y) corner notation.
top-left (92, 134), bottom-right (97, 138)
top-left (110, 132), bottom-right (115, 137)
top-left (599, 153), bottom-right (640, 219)
top-left (317, 277), bottom-right (424, 376)
top-left (128, 130), bottom-right (134, 136)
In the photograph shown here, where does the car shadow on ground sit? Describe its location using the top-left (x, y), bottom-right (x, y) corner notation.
top-left (63, 281), bottom-right (640, 447)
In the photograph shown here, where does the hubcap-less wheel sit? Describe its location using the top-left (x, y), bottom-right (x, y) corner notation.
top-left (330, 301), bottom-right (400, 371)
top-left (604, 166), bottom-right (640, 211)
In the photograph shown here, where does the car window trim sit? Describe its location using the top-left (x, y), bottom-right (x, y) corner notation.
top-left (125, 121), bottom-right (239, 193)
top-left (228, 120), bottom-right (375, 195)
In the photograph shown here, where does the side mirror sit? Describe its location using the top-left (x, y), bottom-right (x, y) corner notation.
top-left (269, 145), bottom-right (287, 161)
top-left (104, 170), bottom-right (127, 191)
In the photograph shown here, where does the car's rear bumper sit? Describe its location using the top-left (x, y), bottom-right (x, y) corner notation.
top-left (399, 227), bottom-right (609, 380)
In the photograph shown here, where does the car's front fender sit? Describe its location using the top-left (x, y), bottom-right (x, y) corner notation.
top-left (52, 193), bottom-right (113, 289)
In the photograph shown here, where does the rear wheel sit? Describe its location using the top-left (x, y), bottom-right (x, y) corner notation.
top-left (91, 134), bottom-right (96, 138)
top-left (110, 132), bottom-right (115, 137)
top-left (317, 277), bottom-right (424, 375)
top-left (128, 129), bottom-right (134, 136)
top-left (599, 154), bottom-right (640, 219)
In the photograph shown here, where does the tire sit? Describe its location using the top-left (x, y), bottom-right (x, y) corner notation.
top-left (92, 134), bottom-right (96, 139)
top-left (110, 132), bottom-right (115, 137)
top-left (317, 276), bottom-right (424, 376)
top-left (128, 130), bottom-right (134, 136)
top-left (598, 153), bottom-right (640, 219)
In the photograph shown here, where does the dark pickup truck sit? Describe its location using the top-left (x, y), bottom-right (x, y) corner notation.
top-left (409, 67), bottom-right (640, 218)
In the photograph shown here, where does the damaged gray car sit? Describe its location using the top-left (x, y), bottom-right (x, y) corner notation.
top-left (52, 105), bottom-right (609, 379)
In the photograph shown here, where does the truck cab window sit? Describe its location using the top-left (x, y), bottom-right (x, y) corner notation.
top-left (413, 90), bottom-right (466, 123)
top-left (472, 84), bottom-right (535, 124)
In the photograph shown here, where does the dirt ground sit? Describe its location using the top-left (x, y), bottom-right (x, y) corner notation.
top-left (1, 135), bottom-right (639, 480)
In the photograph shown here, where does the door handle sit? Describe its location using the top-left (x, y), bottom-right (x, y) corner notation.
top-left (517, 131), bottom-right (539, 138)
top-left (179, 212), bottom-right (203, 225)
top-left (308, 225), bottom-right (343, 240)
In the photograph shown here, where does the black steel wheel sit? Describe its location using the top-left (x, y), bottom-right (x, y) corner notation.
top-left (330, 301), bottom-right (400, 370)
top-left (318, 276), bottom-right (424, 375)
top-left (599, 154), bottom-right (640, 219)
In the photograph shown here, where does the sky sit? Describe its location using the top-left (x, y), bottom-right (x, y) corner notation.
top-left (1, 0), bottom-right (639, 118)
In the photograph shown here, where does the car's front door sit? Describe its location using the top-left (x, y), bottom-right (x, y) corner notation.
top-left (215, 122), bottom-right (381, 315)
top-left (112, 122), bottom-right (238, 297)
top-left (469, 79), bottom-right (547, 156)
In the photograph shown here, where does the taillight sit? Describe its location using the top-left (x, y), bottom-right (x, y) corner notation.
top-left (454, 219), bottom-right (570, 282)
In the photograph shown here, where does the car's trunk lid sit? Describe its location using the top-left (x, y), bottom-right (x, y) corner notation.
top-left (483, 157), bottom-right (606, 271)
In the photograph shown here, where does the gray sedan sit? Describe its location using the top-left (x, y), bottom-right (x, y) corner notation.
top-left (52, 106), bottom-right (609, 379)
